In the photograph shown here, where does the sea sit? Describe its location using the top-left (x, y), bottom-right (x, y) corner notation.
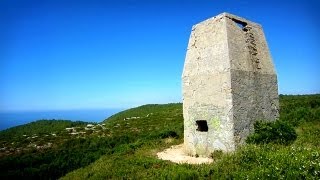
top-left (0, 109), bottom-right (123, 131)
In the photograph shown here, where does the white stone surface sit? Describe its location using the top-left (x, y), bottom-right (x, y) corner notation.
top-left (182, 12), bottom-right (279, 156)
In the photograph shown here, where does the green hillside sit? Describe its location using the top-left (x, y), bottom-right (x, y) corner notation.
top-left (0, 120), bottom-right (87, 142)
top-left (0, 104), bottom-right (183, 179)
top-left (0, 95), bottom-right (319, 179)
top-left (62, 95), bottom-right (320, 179)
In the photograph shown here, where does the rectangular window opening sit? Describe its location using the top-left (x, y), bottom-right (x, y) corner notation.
top-left (196, 120), bottom-right (208, 132)
top-left (231, 18), bottom-right (248, 30)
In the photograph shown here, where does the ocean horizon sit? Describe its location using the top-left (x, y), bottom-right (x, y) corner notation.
top-left (0, 108), bottom-right (123, 131)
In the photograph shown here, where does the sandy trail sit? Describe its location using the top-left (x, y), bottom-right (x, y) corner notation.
top-left (157, 144), bottom-right (213, 164)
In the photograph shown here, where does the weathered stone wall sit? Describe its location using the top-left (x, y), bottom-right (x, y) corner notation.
top-left (182, 14), bottom-right (234, 156)
top-left (225, 14), bottom-right (279, 147)
top-left (182, 12), bottom-right (279, 156)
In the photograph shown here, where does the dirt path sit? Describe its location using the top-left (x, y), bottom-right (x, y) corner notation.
top-left (157, 144), bottom-right (213, 164)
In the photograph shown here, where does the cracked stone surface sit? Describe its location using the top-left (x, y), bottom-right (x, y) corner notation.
top-left (182, 12), bottom-right (279, 156)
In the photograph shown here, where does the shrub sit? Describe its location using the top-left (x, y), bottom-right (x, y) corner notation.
top-left (210, 150), bottom-right (223, 160)
top-left (246, 120), bottom-right (297, 145)
top-left (147, 129), bottom-right (179, 140)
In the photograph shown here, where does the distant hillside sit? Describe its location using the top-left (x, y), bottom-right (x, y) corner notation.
top-left (0, 120), bottom-right (87, 142)
top-left (101, 103), bottom-right (183, 138)
top-left (0, 95), bottom-right (319, 179)
top-left (0, 103), bottom-right (184, 179)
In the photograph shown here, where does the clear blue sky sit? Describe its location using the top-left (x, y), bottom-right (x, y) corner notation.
top-left (1, 0), bottom-right (319, 111)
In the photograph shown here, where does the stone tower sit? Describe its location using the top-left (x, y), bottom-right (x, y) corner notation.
top-left (182, 12), bottom-right (279, 156)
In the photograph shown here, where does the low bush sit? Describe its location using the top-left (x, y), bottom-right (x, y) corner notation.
top-left (158, 130), bottom-right (179, 139)
top-left (246, 120), bottom-right (297, 145)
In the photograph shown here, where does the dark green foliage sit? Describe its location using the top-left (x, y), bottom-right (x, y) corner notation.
top-left (1, 95), bottom-right (320, 179)
top-left (148, 129), bottom-right (179, 140)
top-left (62, 94), bottom-right (319, 179)
top-left (280, 94), bottom-right (320, 126)
top-left (0, 136), bottom-right (134, 179)
top-left (158, 130), bottom-right (179, 139)
top-left (246, 120), bottom-right (297, 145)
top-left (0, 120), bottom-right (87, 142)
top-left (210, 150), bottom-right (223, 160)
top-left (0, 103), bottom-right (184, 179)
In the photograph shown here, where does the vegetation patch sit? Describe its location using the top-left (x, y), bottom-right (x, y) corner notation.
top-left (0, 95), bottom-right (319, 179)
top-left (246, 120), bottom-right (297, 145)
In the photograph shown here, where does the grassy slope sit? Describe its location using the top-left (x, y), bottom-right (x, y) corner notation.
top-left (101, 103), bottom-right (183, 140)
top-left (0, 120), bottom-right (88, 155)
top-left (0, 104), bottom-right (184, 179)
top-left (62, 95), bottom-right (320, 179)
top-left (0, 120), bottom-right (87, 140)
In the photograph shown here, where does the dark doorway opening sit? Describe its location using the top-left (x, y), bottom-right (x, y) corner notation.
top-left (196, 120), bottom-right (208, 132)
